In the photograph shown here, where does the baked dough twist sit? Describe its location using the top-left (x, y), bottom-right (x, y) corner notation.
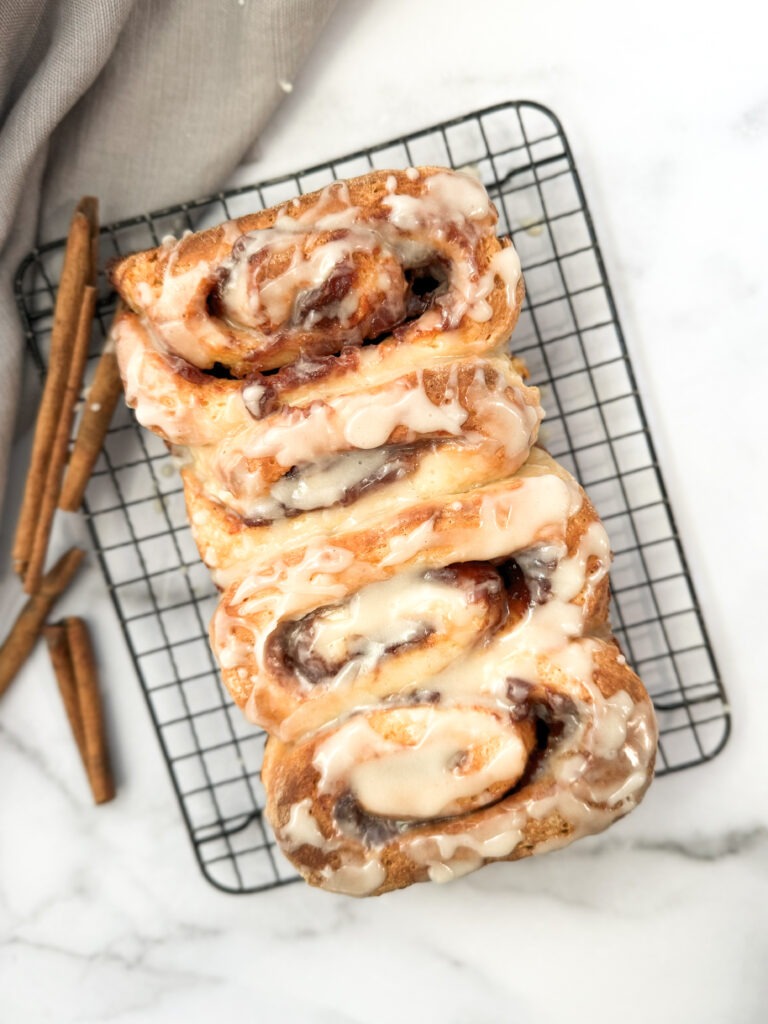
top-left (111, 167), bottom-right (657, 896)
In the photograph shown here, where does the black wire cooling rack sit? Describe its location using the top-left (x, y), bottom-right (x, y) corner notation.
top-left (15, 101), bottom-right (730, 893)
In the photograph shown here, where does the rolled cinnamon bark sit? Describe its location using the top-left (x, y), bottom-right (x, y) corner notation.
top-left (24, 287), bottom-right (97, 593)
top-left (0, 548), bottom-right (85, 698)
top-left (63, 616), bottom-right (115, 805)
top-left (43, 622), bottom-right (86, 760)
top-left (58, 334), bottom-right (123, 512)
top-left (12, 204), bottom-right (94, 577)
top-left (75, 196), bottom-right (99, 287)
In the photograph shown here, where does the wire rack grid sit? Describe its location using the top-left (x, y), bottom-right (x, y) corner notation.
top-left (14, 100), bottom-right (730, 894)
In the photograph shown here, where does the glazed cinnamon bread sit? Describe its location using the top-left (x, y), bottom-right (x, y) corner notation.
top-left (111, 167), bottom-right (657, 895)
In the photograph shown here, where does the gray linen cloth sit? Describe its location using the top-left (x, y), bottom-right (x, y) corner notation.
top-left (0, 0), bottom-right (338, 517)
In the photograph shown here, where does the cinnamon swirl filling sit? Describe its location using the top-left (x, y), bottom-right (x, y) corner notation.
top-left (213, 227), bottom-right (412, 346)
top-left (267, 562), bottom-right (507, 690)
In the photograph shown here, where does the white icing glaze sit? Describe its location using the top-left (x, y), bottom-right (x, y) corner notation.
top-left (469, 475), bottom-right (579, 563)
top-left (410, 810), bottom-right (526, 876)
top-left (319, 859), bottom-right (386, 897)
top-left (115, 313), bottom-right (244, 445)
top-left (382, 170), bottom-right (491, 232)
top-left (271, 449), bottom-right (390, 512)
top-left (241, 380), bottom-right (265, 415)
top-left (427, 857), bottom-right (480, 884)
top-left (282, 798), bottom-right (329, 850)
top-left (342, 371), bottom-right (468, 448)
top-left (380, 518), bottom-right (436, 567)
top-left (470, 246), bottom-right (523, 322)
top-left (215, 543), bottom-right (355, 674)
top-left (307, 573), bottom-right (470, 663)
top-left (220, 227), bottom-right (401, 335)
top-left (314, 708), bottom-right (530, 820)
top-left (420, 520), bottom-right (611, 706)
top-left (234, 449), bottom-right (392, 523)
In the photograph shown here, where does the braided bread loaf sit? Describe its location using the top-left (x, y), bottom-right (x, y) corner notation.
top-left (111, 167), bottom-right (657, 896)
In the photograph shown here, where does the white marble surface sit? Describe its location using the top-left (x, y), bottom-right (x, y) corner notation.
top-left (2, 1), bottom-right (767, 1021)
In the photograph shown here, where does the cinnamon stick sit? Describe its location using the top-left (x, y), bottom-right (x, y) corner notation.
top-left (43, 622), bottom-right (86, 761)
top-left (58, 333), bottom-right (123, 512)
top-left (12, 205), bottom-right (93, 577)
top-left (64, 617), bottom-right (115, 804)
top-left (24, 287), bottom-right (97, 594)
top-left (75, 196), bottom-right (99, 286)
top-left (0, 548), bottom-right (85, 699)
